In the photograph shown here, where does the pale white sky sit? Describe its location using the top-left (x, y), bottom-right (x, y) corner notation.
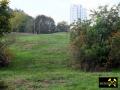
top-left (9, 0), bottom-right (120, 24)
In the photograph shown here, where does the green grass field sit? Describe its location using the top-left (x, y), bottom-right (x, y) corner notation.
top-left (0, 32), bottom-right (120, 90)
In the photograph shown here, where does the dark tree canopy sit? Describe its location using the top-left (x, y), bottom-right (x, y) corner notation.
top-left (0, 0), bottom-right (13, 37)
top-left (56, 21), bottom-right (69, 32)
top-left (35, 15), bottom-right (56, 34)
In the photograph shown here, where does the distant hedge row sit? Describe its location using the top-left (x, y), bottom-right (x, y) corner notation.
top-left (10, 10), bottom-right (69, 34)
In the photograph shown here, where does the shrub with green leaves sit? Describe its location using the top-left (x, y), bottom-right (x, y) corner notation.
top-left (0, 0), bottom-right (13, 67)
top-left (70, 3), bottom-right (120, 71)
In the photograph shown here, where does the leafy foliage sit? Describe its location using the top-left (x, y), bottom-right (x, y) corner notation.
top-left (0, 0), bottom-right (13, 67)
top-left (10, 11), bottom-right (57, 34)
top-left (0, 0), bottom-right (12, 37)
top-left (10, 9), bottom-right (34, 33)
top-left (56, 21), bottom-right (69, 32)
top-left (70, 3), bottom-right (120, 71)
top-left (109, 32), bottom-right (120, 68)
top-left (35, 15), bottom-right (56, 34)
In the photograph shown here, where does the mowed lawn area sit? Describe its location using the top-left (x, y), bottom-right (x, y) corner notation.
top-left (0, 32), bottom-right (120, 90)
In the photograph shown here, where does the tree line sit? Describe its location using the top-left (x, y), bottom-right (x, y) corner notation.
top-left (10, 9), bottom-right (69, 34)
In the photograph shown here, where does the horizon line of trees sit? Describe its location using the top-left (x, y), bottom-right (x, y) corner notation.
top-left (10, 9), bottom-right (69, 34)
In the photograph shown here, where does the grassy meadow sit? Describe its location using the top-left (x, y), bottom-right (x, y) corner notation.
top-left (0, 32), bottom-right (120, 90)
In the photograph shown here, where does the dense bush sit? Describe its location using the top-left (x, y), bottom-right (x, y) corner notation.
top-left (108, 32), bottom-right (120, 68)
top-left (0, 0), bottom-right (13, 67)
top-left (0, 47), bottom-right (12, 67)
top-left (70, 3), bottom-right (120, 71)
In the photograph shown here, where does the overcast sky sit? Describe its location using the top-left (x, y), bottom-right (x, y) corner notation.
top-left (9, 0), bottom-right (120, 24)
